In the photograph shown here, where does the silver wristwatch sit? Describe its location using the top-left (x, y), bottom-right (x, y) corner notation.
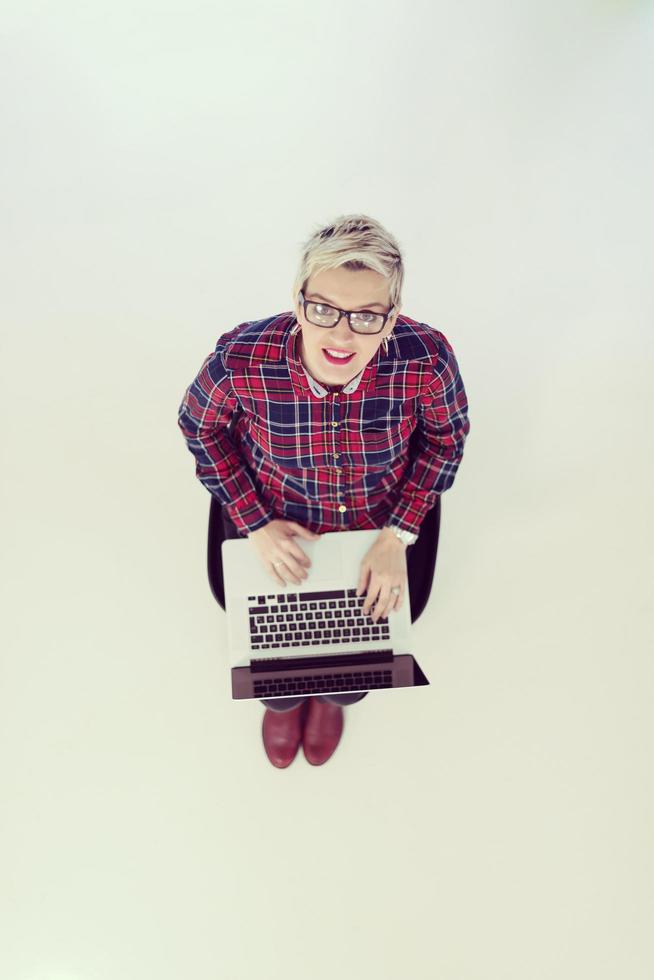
top-left (385, 524), bottom-right (418, 546)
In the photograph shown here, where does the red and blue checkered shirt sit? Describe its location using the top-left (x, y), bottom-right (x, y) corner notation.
top-left (177, 310), bottom-right (470, 537)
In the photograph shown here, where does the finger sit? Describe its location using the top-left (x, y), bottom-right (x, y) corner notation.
top-left (362, 580), bottom-right (381, 618)
top-left (356, 565), bottom-right (370, 599)
top-left (379, 595), bottom-right (395, 619)
top-left (385, 584), bottom-right (406, 615)
top-left (274, 555), bottom-right (306, 585)
top-left (269, 563), bottom-right (287, 587)
top-left (286, 543), bottom-right (312, 569)
top-left (268, 558), bottom-right (293, 586)
top-left (374, 581), bottom-right (406, 621)
top-left (372, 586), bottom-right (392, 622)
top-left (283, 551), bottom-right (310, 581)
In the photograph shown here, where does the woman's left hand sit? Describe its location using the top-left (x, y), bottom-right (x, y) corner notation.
top-left (356, 527), bottom-right (408, 623)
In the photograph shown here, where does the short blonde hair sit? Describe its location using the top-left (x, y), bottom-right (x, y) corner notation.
top-left (291, 213), bottom-right (404, 311)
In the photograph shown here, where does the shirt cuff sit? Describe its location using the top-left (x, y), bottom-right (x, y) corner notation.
top-left (223, 502), bottom-right (276, 536)
top-left (386, 502), bottom-right (429, 537)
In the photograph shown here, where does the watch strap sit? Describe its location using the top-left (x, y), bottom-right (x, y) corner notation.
top-left (385, 524), bottom-right (418, 546)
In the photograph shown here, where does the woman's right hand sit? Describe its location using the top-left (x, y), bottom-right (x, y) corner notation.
top-left (248, 519), bottom-right (321, 586)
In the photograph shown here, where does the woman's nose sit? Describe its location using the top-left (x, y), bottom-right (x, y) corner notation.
top-left (329, 321), bottom-right (354, 346)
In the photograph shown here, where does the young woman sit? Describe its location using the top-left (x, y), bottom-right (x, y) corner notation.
top-left (178, 214), bottom-right (470, 769)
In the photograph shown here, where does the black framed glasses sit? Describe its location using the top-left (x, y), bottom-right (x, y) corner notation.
top-left (298, 290), bottom-right (394, 335)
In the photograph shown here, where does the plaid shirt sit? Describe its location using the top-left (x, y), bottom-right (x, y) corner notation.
top-left (177, 310), bottom-right (470, 537)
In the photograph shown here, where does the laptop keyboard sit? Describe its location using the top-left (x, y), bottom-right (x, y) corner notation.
top-left (247, 587), bottom-right (391, 651)
top-left (253, 668), bottom-right (393, 697)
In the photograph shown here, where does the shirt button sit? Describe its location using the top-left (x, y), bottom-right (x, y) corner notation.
top-left (331, 421), bottom-right (338, 427)
top-left (333, 453), bottom-right (340, 459)
top-left (338, 504), bottom-right (347, 513)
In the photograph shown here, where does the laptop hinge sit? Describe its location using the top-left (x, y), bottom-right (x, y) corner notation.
top-left (250, 649), bottom-right (394, 673)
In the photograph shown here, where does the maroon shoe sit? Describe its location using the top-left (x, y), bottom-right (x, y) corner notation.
top-left (261, 701), bottom-right (308, 768)
top-left (302, 698), bottom-right (344, 766)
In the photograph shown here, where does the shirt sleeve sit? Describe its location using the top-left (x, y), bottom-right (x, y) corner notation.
top-left (388, 336), bottom-right (470, 535)
top-left (177, 334), bottom-right (276, 535)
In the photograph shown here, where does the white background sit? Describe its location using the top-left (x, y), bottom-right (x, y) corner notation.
top-left (2, 2), bottom-right (653, 978)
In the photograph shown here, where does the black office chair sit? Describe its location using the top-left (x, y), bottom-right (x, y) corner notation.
top-left (207, 494), bottom-right (441, 624)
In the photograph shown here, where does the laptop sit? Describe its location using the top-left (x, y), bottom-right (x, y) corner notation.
top-left (221, 528), bottom-right (429, 701)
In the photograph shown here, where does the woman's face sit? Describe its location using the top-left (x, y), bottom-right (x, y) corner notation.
top-left (293, 267), bottom-right (400, 387)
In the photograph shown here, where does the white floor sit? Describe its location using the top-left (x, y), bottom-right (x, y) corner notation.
top-left (2, 3), bottom-right (653, 979)
top-left (4, 445), bottom-right (653, 980)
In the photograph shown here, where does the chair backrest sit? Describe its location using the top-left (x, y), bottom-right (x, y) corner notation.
top-left (207, 495), bottom-right (229, 609)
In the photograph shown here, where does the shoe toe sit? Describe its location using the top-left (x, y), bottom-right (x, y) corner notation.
top-left (303, 700), bottom-right (344, 766)
top-left (262, 702), bottom-right (307, 768)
